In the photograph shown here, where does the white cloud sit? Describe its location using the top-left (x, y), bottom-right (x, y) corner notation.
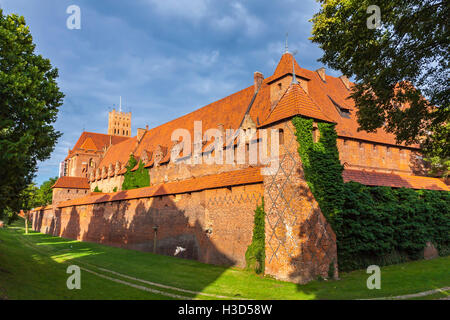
top-left (214, 2), bottom-right (265, 37)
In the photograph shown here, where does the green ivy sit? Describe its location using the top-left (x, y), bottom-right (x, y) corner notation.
top-left (122, 154), bottom-right (150, 190)
top-left (245, 198), bottom-right (265, 274)
top-left (338, 183), bottom-right (450, 271)
top-left (93, 186), bottom-right (102, 193)
top-left (292, 116), bottom-right (450, 271)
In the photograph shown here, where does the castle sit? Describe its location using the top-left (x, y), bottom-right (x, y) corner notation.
top-left (31, 52), bottom-right (448, 284)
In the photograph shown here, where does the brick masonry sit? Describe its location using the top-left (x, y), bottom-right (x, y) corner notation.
top-left (263, 120), bottom-right (337, 283)
top-left (32, 118), bottom-right (338, 284)
top-left (32, 183), bottom-right (263, 268)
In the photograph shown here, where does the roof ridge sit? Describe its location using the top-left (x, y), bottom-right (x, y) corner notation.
top-left (261, 83), bottom-right (293, 124)
top-left (293, 83), bottom-right (335, 123)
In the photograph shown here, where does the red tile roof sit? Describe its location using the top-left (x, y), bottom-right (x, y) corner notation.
top-left (343, 169), bottom-right (448, 191)
top-left (265, 53), bottom-right (419, 148)
top-left (65, 132), bottom-right (131, 160)
top-left (260, 83), bottom-right (334, 126)
top-left (31, 205), bottom-right (53, 211)
top-left (98, 85), bottom-right (257, 170)
top-left (95, 53), bottom-right (422, 174)
top-left (52, 176), bottom-right (90, 189)
top-left (58, 167), bottom-right (263, 208)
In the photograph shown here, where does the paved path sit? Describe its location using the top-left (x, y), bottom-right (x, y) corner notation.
top-left (368, 287), bottom-right (450, 300)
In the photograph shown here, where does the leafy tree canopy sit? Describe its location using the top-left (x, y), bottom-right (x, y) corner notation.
top-left (35, 177), bottom-right (58, 207)
top-left (0, 11), bottom-right (64, 221)
top-left (310, 0), bottom-right (449, 176)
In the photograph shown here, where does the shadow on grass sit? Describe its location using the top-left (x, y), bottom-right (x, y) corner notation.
top-left (29, 191), bottom-right (242, 299)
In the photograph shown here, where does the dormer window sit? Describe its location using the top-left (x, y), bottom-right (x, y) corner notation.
top-left (328, 96), bottom-right (351, 118)
top-left (339, 107), bottom-right (350, 118)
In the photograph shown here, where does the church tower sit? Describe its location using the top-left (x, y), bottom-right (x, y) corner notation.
top-left (108, 109), bottom-right (131, 137)
top-left (108, 97), bottom-right (131, 137)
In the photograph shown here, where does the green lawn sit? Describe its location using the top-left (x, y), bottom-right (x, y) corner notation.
top-left (0, 219), bottom-right (448, 300)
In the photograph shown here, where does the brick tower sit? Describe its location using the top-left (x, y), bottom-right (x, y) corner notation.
top-left (108, 108), bottom-right (131, 137)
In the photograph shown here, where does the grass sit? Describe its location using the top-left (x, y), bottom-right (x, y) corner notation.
top-left (0, 219), bottom-right (449, 300)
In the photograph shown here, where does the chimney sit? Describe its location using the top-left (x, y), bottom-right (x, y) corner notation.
top-left (137, 128), bottom-right (146, 142)
top-left (339, 75), bottom-right (351, 90)
top-left (145, 124), bottom-right (149, 130)
top-left (254, 71), bottom-right (264, 93)
top-left (316, 67), bottom-right (326, 82)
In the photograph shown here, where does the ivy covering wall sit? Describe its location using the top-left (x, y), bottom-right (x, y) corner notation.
top-left (122, 154), bottom-right (150, 190)
top-left (292, 116), bottom-right (450, 271)
top-left (245, 198), bottom-right (265, 274)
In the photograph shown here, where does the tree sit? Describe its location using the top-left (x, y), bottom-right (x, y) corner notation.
top-left (35, 177), bottom-right (58, 206)
top-left (19, 183), bottom-right (39, 232)
top-left (310, 0), bottom-right (449, 176)
top-left (0, 10), bottom-right (64, 221)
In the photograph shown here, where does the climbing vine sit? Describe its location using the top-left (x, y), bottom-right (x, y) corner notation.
top-left (122, 154), bottom-right (150, 190)
top-left (292, 116), bottom-right (344, 225)
top-left (245, 197), bottom-right (265, 274)
top-left (292, 116), bottom-right (450, 271)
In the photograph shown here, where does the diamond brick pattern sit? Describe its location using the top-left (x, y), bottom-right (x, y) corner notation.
top-left (264, 120), bottom-right (337, 284)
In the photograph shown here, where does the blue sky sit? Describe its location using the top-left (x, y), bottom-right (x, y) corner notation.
top-left (0, 0), bottom-right (342, 185)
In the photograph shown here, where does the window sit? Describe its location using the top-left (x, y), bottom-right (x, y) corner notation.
top-left (312, 128), bottom-right (319, 143)
top-left (278, 83), bottom-right (282, 91)
top-left (339, 108), bottom-right (350, 118)
top-left (279, 129), bottom-right (284, 145)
